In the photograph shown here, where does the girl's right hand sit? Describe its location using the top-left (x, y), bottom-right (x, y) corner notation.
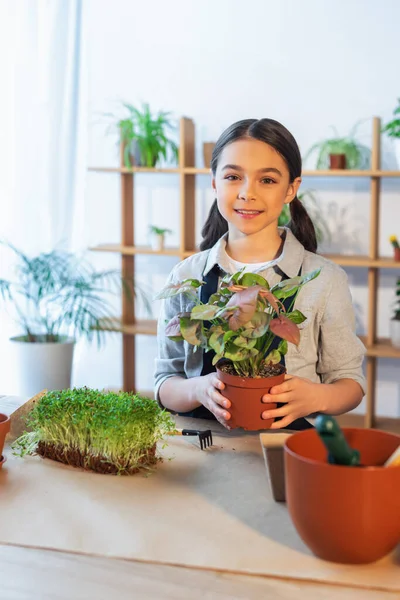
top-left (192, 373), bottom-right (231, 429)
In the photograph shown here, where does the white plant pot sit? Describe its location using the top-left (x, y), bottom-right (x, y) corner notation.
top-left (10, 336), bottom-right (75, 397)
top-left (395, 139), bottom-right (400, 170)
top-left (389, 319), bottom-right (400, 348)
top-left (151, 234), bottom-right (165, 252)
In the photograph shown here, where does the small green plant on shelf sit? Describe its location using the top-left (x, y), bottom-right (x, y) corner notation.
top-left (105, 101), bottom-right (179, 168)
top-left (12, 387), bottom-right (177, 475)
top-left (149, 225), bottom-right (173, 251)
top-left (389, 234), bottom-right (400, 262)
top-left (382, 99), bottom-right (400, 139)
top-left (278, 189), bottom-right (331, 244)
top-left (303, 121), bottom-right (371, 170)
top-left (0, 241), bottom-right (150, 345)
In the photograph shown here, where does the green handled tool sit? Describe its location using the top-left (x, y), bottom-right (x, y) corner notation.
top-left (315, 415), bottom-right (361, 466)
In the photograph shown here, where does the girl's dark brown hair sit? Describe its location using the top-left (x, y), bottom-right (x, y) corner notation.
top-left (200, 118), bottom-right (317, 253)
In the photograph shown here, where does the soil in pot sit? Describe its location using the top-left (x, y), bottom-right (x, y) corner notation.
top-left (37, 441), bottom-right (158, 475)
top-left (217, 363), bottom-right (285, 431)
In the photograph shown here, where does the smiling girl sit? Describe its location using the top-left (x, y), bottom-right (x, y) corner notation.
top-left (154, 118), bottom-right (366, 430)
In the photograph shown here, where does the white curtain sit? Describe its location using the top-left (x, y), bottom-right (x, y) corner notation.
top-left (0, 0), bottom-right (87, 393)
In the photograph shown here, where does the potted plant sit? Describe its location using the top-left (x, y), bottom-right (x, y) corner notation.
top-left (278, 189), bottom-right (331, 244)
top-left (390, 277), bottom-right (400, 348)
top-left (11, 388), bottom-right (176, 475)
top-left (382, 98), bottom-right (400, 168)
top-left (0, 243), bottom-right (150, 396)
top-left (156, 268), bottom-right (320, 430)
top-left (303, 122), bottom-right (370, 170)
top-left (389, 235), bottom-right (400, 261)
top-left (105, 102), bottom-right (179, 168)
top-left (149, 225), bottom-right (172, 251)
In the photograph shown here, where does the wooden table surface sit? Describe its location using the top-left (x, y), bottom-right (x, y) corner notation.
top-left (1, 394), bottom-right (399, 599)
top-left (2, 543), bottom-right (398, 600)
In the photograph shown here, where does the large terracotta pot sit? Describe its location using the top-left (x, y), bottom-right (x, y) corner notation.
top-left (0, 413), bottom-right (10, 469)
top-left (394, 247), bottom-right (400, 261)
top-left (284, 427), bottom-right (400, 564)
top-left (216, 366), bottom-right (285, 430)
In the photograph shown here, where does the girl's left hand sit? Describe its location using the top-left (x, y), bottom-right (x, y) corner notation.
top-left (261, 374), bottom-right (324, 429)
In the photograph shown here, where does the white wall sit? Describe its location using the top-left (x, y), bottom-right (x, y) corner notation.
top-left (79, 0), bottom-right (400, 417)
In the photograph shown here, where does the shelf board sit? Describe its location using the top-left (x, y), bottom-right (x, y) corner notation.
top-left (336, 412), bottom-right (400, 434)
top-left (323, 254), bottom-right (400, 268)
top-left (96, 319), bottom-right (400, 359)
top-left (88, 167), bottom-right (181, 174)
top-left (97, 318), bottom-right (158, 336)
top-left (90, 244), bottom-right (182, 257)
top-left (88, 166), bottom-right (400, 177)
top-left (361, 337), bottom-right (400, 359)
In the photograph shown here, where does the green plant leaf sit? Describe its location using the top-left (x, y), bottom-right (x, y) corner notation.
top-left (191, 304), bottom-right (221, 320)
top-left (285, 310), bottom-right (307, 325)
top-left (232, 336), bottom-right (257, 349)
top-left (277, 339), bottom-right (288, 355)
top-left (242, 311), bottom-right (271, 338)
top-left (265, 350), bottom-right (281, 365)
top-left (238, 272), bottom-right (269, 288)
top-left (180, 317), bottom-right (205, 346)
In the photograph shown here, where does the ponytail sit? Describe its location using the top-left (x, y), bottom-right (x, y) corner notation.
top-left (288, 197), bottom-right (317, 253)
top-left (200, 199), bottom-right (228, 251)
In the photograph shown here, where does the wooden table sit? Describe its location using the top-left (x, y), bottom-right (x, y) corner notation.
top-left (1, 543), bottom-right (398, 599)
top-left (1, 394), bottom-right (399, 599)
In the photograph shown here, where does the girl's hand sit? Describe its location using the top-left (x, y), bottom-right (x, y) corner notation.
top-left (192, 373), bottom-right (231, 429)
top-left (261, 374), bottom-right (323, 429)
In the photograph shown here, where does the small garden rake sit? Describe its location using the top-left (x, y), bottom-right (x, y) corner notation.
top-left (170, 428), bottom-right (213, 450)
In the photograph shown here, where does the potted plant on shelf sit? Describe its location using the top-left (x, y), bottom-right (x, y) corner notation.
top-left (105, 102), bottom-right (179, 168)
top-left (12, 388), bottom-right (176, 475)
top-left (389, 235), bottom-right (400, 261)
top-left (0, 243), bottom-right (150, 397)
top-left (303, 122), bottom-right (370, 170)
top-left (389, 277), bottom-right (400, 348)
top-left (382, 98), bottom-right (400, 168)
top-left (156, 268), bottom-right (320, 430)
top-left (278, 189), bottom-right (331, 245)
top-left (149, 225), bottom-right (172, 251)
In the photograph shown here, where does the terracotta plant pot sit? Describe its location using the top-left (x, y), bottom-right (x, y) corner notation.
top-left (394, 247), bottom-right (400, 261)
top-left (216, 366), bottom-right (285, 430)
top-left (284, 428), bottom-right (400, 564)
top-left (203, 142), bottom-right (215, 169)
top-left (0, 413), bottom-right (10, 468)
top-left (329, 153), bottom-right (346, 169)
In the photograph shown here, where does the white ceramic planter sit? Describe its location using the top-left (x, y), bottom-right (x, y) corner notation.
top-left (10, 336), bottom-right (75, 397)
top-left (151, 234), bottom-right (165, 252)
top-left (389, 319), bottom-right (400, 348)
top-left (392, 138), bottom-right (400, 170)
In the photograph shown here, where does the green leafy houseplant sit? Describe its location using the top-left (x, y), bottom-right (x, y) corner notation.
top-left (106, 102), bottom-right (179, 168)
top-left (149, 225), bottom-right (172, 236)
top-left (157, 268), bottom-right (321, 378)
top-left (382, 98), bottom-right (400, 139)
top-left (0, 242), bottom-right (150, 344)
top-left (12, 388), bottom-right (176, 475)
top-left (278, 190), bottom-right (331, 244)
top-left (303, 122), bottom-right (370, 169)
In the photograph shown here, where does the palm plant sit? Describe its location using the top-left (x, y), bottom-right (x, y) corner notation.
top-left (0, 242), bottom-right (150, 345)
top-left (382, 98), bottom-right (400, 139)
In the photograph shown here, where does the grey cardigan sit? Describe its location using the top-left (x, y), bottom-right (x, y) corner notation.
top-left (154, 228), bottom-right (366, 401)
